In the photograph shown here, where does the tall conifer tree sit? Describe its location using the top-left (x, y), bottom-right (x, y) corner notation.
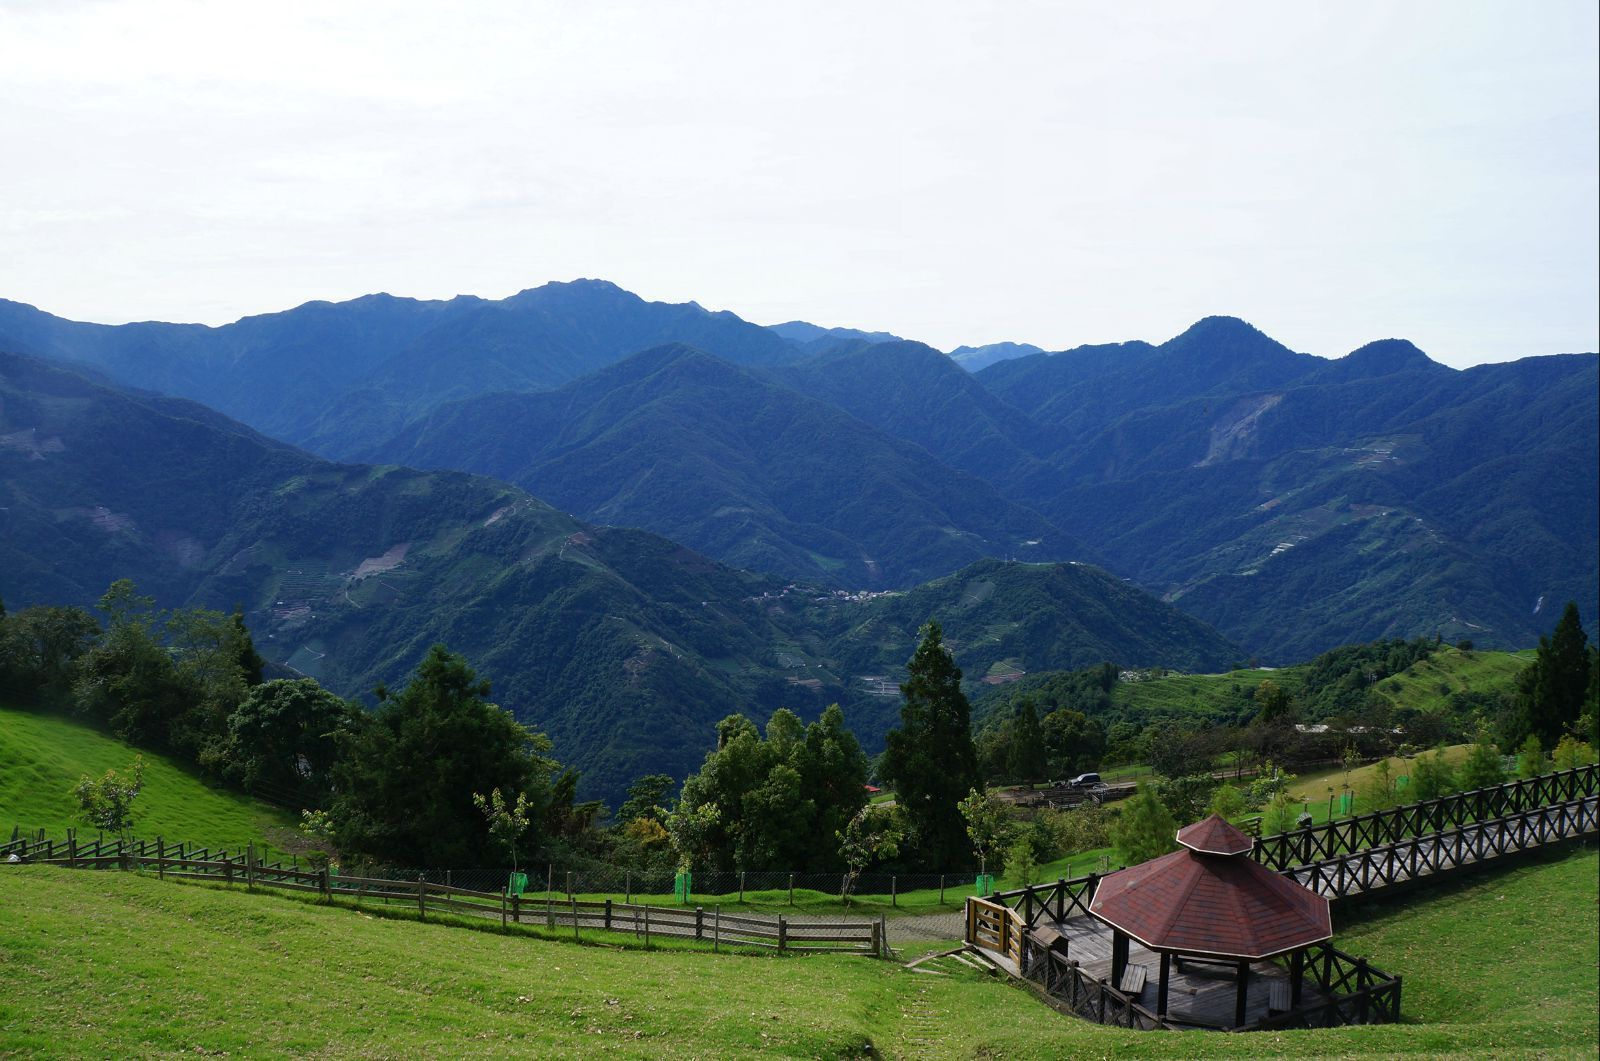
top-left (880, 620), bottom-right (980, 867)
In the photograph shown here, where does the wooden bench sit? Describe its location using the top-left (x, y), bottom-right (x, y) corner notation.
top-left (1268, 979), bottom-right (1291, 1014)
top-left (1174, 955), bottom-right (1243, 978)
top-left (1029, 925), bottom-right (1070, 956)
top-left (1118, 964), bottom-right (1148, 997)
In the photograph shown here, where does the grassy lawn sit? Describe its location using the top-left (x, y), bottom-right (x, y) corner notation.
top-left (0, 704), bottom-right (295, 850)
top-left (1, 847), bottom-right (1592, 1056)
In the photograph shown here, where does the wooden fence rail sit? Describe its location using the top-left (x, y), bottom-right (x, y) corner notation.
top-left (1251, 763), bottom-right (1599, 871)
top-left (5, 843), bottom-right (886, 957)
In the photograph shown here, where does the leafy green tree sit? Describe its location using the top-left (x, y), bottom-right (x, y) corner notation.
top-left (880, 621), bottom-right (980, 867)
top-left (473, 787), bottom-right (534, 873)
top-left (1110, 784), bottom-right (1178, 866)
top-left (1254, 679), bottom-right (1295, 724)
top-left (1207, 783), bottom-right (1248, 821)
top-left (71, 756), bottom-right (145, 843)
top-left (1040, 708), bottom-right (1105, 778)
top-left (837, 805), bottom-right (904, 903)
top-left (223, 678), bottom-right (353, 809)
top-left (330, 645), bottom-right (556, 867)
top-left (617, 773), bottom-right (675, 827)
top-left (1515, 734), bottom-right (1547, 780)
top-left (1004, 835), bottom-right (1039, 887)
top-left (1155, 773), bottom-right (1217, 824)
top-left (0, 604), bottom-right (99, 708)
top-left (1004, 698), bottom-right (1048, 782)
top-left (957, 788), bottom-right (1014, 878)
top-left (1457, 729), bottom-right (1506, 791)
top-left (1552, 734), bottom-right (1598, 771)
top-left (1510, 602), bottom-right (1592, 749)
top-left (1410, 748), bottom-right (1458, 801)
top-left (672, 705), bottom-right (868, 872)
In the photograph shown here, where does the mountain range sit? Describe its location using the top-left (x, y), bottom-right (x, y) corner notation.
top-left (0, 351), bottom-right (1240, 802)
top-left (2, 282), bottom-right (1594, 665)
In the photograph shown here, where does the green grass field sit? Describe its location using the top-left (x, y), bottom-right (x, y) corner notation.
top-left (1, 847), bottom-right (1592, 1056)
top-left (0, 704), bottom-right (295, 849)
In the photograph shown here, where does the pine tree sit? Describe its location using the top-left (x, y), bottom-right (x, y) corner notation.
top-left (880, 621), bottom-right (980, 868)
top-left (1005, 698), bottom-right (1048, 782)
top-left (1512, 602), bottom-right (1591, 748)
top-left (1111, 783), bottom-right (1178, 866)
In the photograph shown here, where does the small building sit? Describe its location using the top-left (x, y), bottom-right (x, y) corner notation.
top-left (1087, 814), bottom-right (1332, 1027)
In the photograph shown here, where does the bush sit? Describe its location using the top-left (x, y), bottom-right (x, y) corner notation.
top-left (1037, 804), bottom-right (1114, 857)
top-left (1410, 748), bottom-right (1458, 801)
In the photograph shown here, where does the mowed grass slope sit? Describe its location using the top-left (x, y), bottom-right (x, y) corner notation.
top-left (0, 849), bottom-right (1593, 1057)
top-left (0, 704), bottom-right (295, 847)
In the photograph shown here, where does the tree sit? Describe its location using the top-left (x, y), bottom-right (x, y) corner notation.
top-left (1004, 699), bottom-right (1048, 782)
top-left (671, 705), bottom-right (868, 873)
top-left (880, 621), bottom-right (980, 868)
top-left (223, 678), bottom-right (354, 809)
top-left (1457, 729), bottom-right (1506, 791)
top-left (1410, 748), bottom-right (1457, 801)
top-left (1510, 602), bottom-right (1592, 749)
top-left (330, 645), bottom-right (556, 867)
top-left (837, 805), bottom-right (904, 903)
top-left (1110, 784), bottom-right (1178, 866)
top-left (1254, 679), bottom-right (1295, 725)
top-left (72, 756), bottom-right (145, 842)
top-left (1207, 783), bottom-right (1248, 821)
top-left (473, 787), bottom-right (534, 873)
top-left (1515, 734), bottom-right (1546, 780)
top-left (957, 788), bottom-right (1014, 877)
top-left (617, 773), bottom-right (675, 827)
top-left (1005, 835), bottom-right (1039, 887)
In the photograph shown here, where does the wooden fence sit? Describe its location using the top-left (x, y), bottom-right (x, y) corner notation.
top-left (1280, 795), bottom-right (1597, 900)
top-left (1251, 763), bottom-right (1599, 871)
top-left (2, 834), bottom-right (886, 957)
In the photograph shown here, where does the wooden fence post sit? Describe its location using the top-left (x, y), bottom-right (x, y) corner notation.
top-left (625, 871), bottom-right (631, 905)
top-left (157, 837), bottom-right (165, 880)
top-left (570, 895), bottom-right (580, 943)
top-left (501, 889), bottom-right (508, 929)
top-left (643, 905), bottom-right (651, 947)
top-left (604, 899), bottom-right (613, 932)
top-left (320, 866), bottom-right (331, 901)
top-left (788, 873), bottom-right (794, 906)
top-left (512, 893), bottom-right (521, 925)
top-left (418, 874), bottom-right (427, 921)
top-left (713, 906), bottom-right (721, 952)
top-left (695, 906), bottom-right (704, 941)
top-left (778, 916), bottom-right (787, 953)
top-left (939, 874), bottom-right (945, 904)
top-left (566, 870), bottom-right (573, 899)
top-left (739, 871), bottom-right (745, 903)
top-left (246, 843), bottom-right (255, 891)
top-left (891, 875), bottom-right (897, 908)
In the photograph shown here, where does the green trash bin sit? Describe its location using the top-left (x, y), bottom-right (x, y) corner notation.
top-left (507, 871), bottom-right (528, 897)
top-left (674, 870), bottom-right (692, 903)
top-left (974, 873), bottom-right (995, 896)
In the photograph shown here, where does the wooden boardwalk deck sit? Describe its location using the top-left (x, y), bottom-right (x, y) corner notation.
top-left (1022, 913), bottom-right (1330, 1029)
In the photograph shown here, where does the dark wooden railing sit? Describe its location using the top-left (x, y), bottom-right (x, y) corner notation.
top-left (1251, 764), bottom-right (1599, 870)
top-left (1281, 796), bottom-right (1597, 900)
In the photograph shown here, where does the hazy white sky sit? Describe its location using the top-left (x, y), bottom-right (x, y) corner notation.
top-left (1, 0), bottom-right (1595, 367)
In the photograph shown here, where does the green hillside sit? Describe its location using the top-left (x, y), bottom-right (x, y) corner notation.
top-left (1000, 645), bottom-right (1528, 726)
top-left (0, 704), bottom-right (294, 847)
top-left (0, 850), bottom-right (1592, 1055)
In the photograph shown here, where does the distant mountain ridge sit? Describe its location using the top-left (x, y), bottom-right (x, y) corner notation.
top-left (0, 352), bottom-right (1240, 802)
top-left (5, 284), bottom-right (1595, 660)
top-left (366, 343), bottom-right (1087, 588)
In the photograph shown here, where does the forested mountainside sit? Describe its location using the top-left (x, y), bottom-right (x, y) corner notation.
top-left (365, 343), bottom-right (1086, 588)
top-left (5, 282), bottom-right (1595, 660)
top-left (0, 352), bottom-right (1237, 802)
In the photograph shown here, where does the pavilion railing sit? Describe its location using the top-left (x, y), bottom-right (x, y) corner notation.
top-left (1244, 942), bottom-right (1402, 1030)
top-left (1251, 764), bottom-right (1599, 871)
top-left (1015, 935), bottom-right (1175, 1031)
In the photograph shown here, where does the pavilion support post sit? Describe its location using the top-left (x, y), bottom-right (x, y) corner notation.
top-left (1289, 948), bottom-right (1305, 1007)
top-left (1234, 960), bottom-right (1251, 1029)
top-left (1110, 930), bottom-right (1129, 987)
top-left (1157, 951), bottom-right (1171, 1017)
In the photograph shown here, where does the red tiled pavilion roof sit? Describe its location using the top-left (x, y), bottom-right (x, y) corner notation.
top-left (1176, 814), bottom-right (1255, 855)
top-left (1088, 822), bottom-right (1332, 960)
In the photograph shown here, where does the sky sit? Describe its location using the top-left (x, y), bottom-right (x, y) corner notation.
top-left (1, 0), bottom-right (1595, 369)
